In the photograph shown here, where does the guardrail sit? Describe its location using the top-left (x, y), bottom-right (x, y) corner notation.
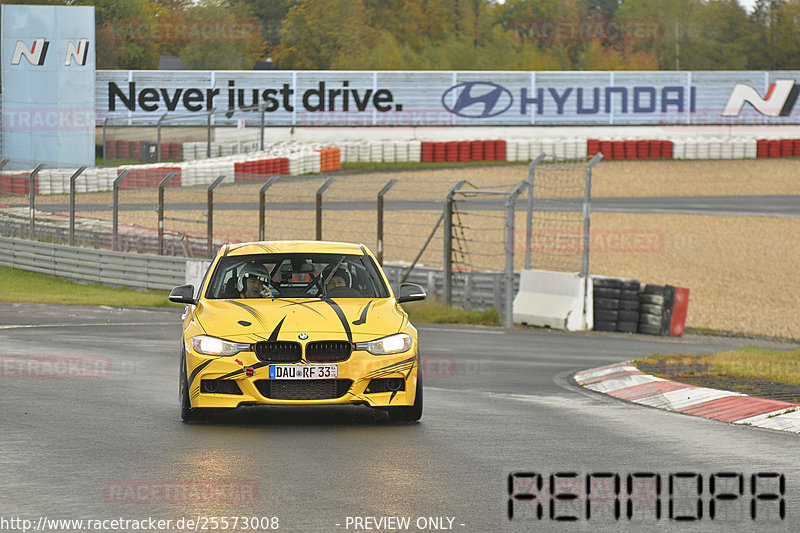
top-left (0, 236), bottom-right (185, 290)
top-left (0, 236), bottom-right (515, 312)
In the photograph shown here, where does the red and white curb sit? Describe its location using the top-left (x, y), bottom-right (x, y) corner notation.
top-left (574, 362), bottom-right (800, 434)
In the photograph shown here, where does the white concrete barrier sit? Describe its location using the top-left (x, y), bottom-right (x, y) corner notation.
top-left (513, 269), bottom-right (593, 332)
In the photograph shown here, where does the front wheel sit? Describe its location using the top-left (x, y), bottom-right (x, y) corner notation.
top-left (387, 373), bottom-right (423, 423)
top-left (180, 349), bottom-right (207, 422)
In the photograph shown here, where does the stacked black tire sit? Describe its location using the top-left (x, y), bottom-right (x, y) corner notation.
top-left (638, 285), bottom-right (675, 336)
top-left (592, 277), bottom-right (641, 333)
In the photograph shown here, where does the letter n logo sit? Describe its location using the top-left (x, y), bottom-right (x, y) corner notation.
top-left (11, 39), bottom-right (49, 66)
top-left (722, 79), bottom-right (800, 117)
top-left (65, 39), bottom-right (89, 66)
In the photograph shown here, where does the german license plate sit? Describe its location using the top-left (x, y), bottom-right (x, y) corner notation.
top-left (268, 364), bottom-right (338, 379)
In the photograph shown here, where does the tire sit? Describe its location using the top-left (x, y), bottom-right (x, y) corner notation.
top-left (638, 324), bottom-right (662, 336)
top-left (594, 320), bottom-right (617, 331)
top-left (594, 298), bottom-right (620, 310)
top-left (594, 287), bottom-right (621, 299)
top-left (388, 373), bottom-right (423, 423)
top-left (593, 277), bottom-right (622, 289)
top-left (620, 279), bottom-right (640, 291)
top-left (640, 303), bottom-right (663, 315)
top-left (619, 289), bottom-right (639, 301)
top-left (594, 310), bottom-right (619, 322)
top-left (180, 349), bottom-right (208, 423)
top-left (640, 294), bottom-right (665, 305)
top-left (618, 310), bottom-right (639, 322)
top-left (616, 321), bottom-right (638, 333)
top-left (619, 299), bottom-right (639, 310)
top-left (643, 284), bottom-right (665, 295)
top-left (638, 313), bottom-right (663, 327)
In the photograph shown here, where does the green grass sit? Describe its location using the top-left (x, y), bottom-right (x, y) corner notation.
top-left (0, 266), bottom-right (177, 307)
top-left (401, 296), bottom-right (500, 326)
top-left (634, 347), bottom-right (800, 386)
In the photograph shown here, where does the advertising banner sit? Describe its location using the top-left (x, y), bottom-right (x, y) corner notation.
top-left (97, 70), bottom-right (800, 127)
top-left (2, 5), bottom-right (95, 168)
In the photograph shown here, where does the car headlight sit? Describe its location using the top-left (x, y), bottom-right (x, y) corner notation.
top-left (191, 335), bottom-right (249, 356)
top-left (356, 333), bottom-right (412, 355)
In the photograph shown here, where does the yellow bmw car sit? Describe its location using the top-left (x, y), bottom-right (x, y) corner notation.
top-left (169, 241), bottom-right (426, 423)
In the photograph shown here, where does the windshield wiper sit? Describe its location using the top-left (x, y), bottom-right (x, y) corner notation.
top-left (321, 255), bottom-right (345, 300)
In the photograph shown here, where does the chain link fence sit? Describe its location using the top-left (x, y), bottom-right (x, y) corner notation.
top-left (0, 155), bottom-right (601, 325)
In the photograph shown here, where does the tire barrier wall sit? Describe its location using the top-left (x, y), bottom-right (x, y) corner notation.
top-left (592, 276), bottom-right (641, 334)
top-left (512, 269), bottom-right (593, 332)
top-left (182, 136), bottom-right (800, 163)
top-left (9, 133), bottom-right (800, 195)
top-left (592, 275), bottom-right (690, 336)
top-left (0, 142), bottom-right (345, 195)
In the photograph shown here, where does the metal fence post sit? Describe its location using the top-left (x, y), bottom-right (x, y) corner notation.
top-left (0, 160), bottom-right (8, 170)
top-left (28, 164), bottom-right (44, 240)
top-left (582, 153), bottom-right (603, 328)
top-left (525, 153), bottom-right (546, 269)
top-left (581, 153), bottom-right (603, 278)
top-left (102, 118), bottom-right (109, 168)
top-left (316, 177), bottom-right (336, 241)
top-left (207, 175), bottom-right (226, 257)
top-left (258, 175), bottom-right (280, 241)
top-left (157, 171), bottom-right (178, 255)
top-left (68, 167), bottom-right (87, 246)
top-left (156, 113), bottom-right (167, 163)
top-left (112, 169), bottom-right (130, 251)
top-left (443, 180), bottom-right (468, 305)
top-left (260, 104), bottom-right (266, 151)
top-left (206, 109), bottom-right (215, 159)
top-left (376, 178), bottom-right (397, 265)
top-left (505, 181), bottom-right (528, 328)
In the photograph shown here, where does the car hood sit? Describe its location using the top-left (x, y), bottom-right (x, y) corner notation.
top-left (194, 297), bottom-right (407, 343)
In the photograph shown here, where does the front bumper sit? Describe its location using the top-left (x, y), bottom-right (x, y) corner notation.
top-left (184, 345), bottom-right (419, 409)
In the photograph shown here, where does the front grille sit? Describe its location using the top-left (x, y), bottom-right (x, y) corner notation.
top-left (366, 378), bottom-right (406, 394)
top-left (255, 341), bottom-right (302, 363)
top-left (305, 341), bottom-right (353, 362)
top-left (255, 379), bottom-right (353, 400)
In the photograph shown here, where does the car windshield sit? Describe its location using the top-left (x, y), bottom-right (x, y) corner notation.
top-left (205, 252), bottom-right (390, 300)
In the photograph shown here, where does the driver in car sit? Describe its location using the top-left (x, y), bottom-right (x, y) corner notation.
top-left (326, 269), bottom-right (348, 292)
top-left (239, 263), bottom-right (273, 298)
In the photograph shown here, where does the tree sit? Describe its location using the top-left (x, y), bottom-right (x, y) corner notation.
top-left (770, 0), bottom-right (800, 69)
top-left (176, 0), bottom-right (266, 70)
top-left (246, 0), bottom-right (295, 57)
top-left (273, 0), bottom-right (376, 69)
top-left (80, 0), bottom-right (161, 69)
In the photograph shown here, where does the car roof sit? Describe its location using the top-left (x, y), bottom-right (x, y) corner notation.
top-left (222, 241), bottom-right (368, 257)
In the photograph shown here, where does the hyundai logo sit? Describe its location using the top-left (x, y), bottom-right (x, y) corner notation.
top-left (442, 81), bottom-right (514, 118)
top-left (298, 333), bottom-right (309, 340)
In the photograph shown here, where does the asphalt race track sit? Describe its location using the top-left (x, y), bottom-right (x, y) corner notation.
top-left (0, 302), bottom-right (797, 533)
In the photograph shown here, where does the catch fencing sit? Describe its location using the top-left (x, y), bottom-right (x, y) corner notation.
top-left (0, 156), bottom-right (602, 325)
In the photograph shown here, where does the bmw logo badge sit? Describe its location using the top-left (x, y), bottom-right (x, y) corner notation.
top-left (298, 333), bottom-right (309, 340)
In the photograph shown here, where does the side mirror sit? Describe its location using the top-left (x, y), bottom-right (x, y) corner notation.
top-left (169, 284), bottom-right (196, 305)
top-left (396, 283), bottom-right (426, 303)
